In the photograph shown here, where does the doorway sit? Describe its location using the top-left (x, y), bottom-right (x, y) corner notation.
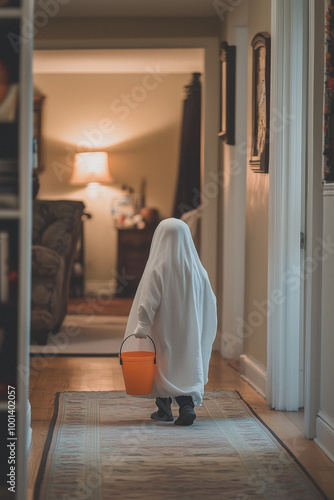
top-left (31, 42), bottom-right (220, 354)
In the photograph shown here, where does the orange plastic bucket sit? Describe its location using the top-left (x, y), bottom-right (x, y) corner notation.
top-left (119, 334), bottom-right (156, 395)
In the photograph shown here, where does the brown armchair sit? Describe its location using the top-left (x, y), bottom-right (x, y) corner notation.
top-left (30, 200), bottom-right (85, 344)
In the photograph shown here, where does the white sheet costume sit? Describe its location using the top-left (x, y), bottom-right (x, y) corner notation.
top-left (123, 218), bottom-right (217, 406)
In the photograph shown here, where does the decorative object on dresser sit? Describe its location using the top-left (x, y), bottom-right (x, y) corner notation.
top-left (111, 186), bottom-right (143, 229)
top-left (31, 200), bottom-right (85, 344)
top-left (139, 207), bottom-right (159, 227)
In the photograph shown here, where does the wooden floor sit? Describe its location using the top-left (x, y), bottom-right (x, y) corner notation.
top-left (67, 297), bottom-right (133, 316)
top-left (27, 352), bottom-right (334, 500)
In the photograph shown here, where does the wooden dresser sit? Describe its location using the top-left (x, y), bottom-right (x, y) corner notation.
top-left (116, 225), bottom-right (157, 297)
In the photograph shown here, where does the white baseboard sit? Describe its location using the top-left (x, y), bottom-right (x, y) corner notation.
top-left (84, 279), bottom-right (116, 298)
top-left (240, 354), bottom-right (267, 399)
top-left (315, 410), bottom-right (334, 463)
top-left (323, 182), bottom-right (334, 196)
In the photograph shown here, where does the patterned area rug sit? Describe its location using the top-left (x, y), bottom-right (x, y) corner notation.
top-left (33, 391), bottom-right (327, 500)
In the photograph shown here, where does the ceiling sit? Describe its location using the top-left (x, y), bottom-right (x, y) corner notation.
top-left (33, 49), bottom-right (205, 74)
top-left (46, 0), bottom-right (219, 18)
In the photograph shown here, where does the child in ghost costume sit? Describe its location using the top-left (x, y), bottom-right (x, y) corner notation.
top-left (123, 218), bottom-right (217, 426)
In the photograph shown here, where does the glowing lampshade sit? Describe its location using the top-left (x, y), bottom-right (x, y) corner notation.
top-left (70, 152), bottom-right (112, 185)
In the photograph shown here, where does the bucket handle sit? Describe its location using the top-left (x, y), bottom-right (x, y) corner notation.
top-left (119, 334), bottom-right (156, 365)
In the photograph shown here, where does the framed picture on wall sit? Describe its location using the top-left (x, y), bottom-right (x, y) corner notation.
top-left (249, 32), bottom-right (271, 173)
top-left (218, 41), bottom-right (236, 145)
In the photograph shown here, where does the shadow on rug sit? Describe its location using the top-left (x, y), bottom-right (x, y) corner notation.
top-left (33, 390), bottom-right (328, 500)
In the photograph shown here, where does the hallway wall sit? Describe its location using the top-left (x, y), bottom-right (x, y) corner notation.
top-left (308, 0), bottom-right (334, 461)
top-left (244, 0), bottom-right (271, 368)
top-left (219, 0), bottom-right (271, 370)
top-left (319, 190), bottom-right (334, 460)
top-left (219, 4), bottom-right (248, 361)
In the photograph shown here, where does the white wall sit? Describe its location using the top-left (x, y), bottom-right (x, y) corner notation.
top-left (218, 0), bottom-right (271, 368)
top-left (243, 0), bottom-right (271, 368)
top-left (219, 0), bottom-right (248, 359)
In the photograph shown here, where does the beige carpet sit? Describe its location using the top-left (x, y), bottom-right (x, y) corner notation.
top-left (30, 315), bottom-right (127, 356)
top-left (33, 390), bottom-right (327, 500)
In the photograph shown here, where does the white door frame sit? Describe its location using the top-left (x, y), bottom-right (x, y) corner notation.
top-left (304, 0), bottom-right (324, 439)
top-left (268, 0), bottom-right (324, 435)
top-left (34, 36), bottom-right (220, 292)
top-left (267, 0), bottom-right (309, 411)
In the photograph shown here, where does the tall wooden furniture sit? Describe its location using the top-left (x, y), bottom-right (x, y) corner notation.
top-left (116, 226), bottom-right (157, 297)
top-left (0, 1), bottom-right (34, 498)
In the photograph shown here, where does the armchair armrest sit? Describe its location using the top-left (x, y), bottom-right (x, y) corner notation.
top-left (31, 245), bottom-right (62, 278)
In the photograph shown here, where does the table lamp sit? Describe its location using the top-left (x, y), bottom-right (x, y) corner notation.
top-left (70, 152), bottom-right (113, 188)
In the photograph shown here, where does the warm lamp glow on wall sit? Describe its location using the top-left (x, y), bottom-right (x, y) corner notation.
top-left (70, 152), bottom-right (113, 192)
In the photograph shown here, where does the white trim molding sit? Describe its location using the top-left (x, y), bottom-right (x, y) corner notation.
top-left (267, 0), bottom-right (308, 411)
top-left (315, 410), bottom-right (334, 463)
top-left (240, 355), bottom-right (267, 399)
top-left (323, 182), bottom-right (334, 196)
top-left (304, 0), bottom-right (325, 439)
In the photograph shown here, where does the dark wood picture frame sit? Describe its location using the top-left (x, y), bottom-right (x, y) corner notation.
top-left (33, 93), bottom-right (45, 173)
top-left (249, 32), bottom-right (271, 173)
top-left (324, 0), bottom-right (334, 182)
top-left (218, 41), bottom-right (236, 145)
